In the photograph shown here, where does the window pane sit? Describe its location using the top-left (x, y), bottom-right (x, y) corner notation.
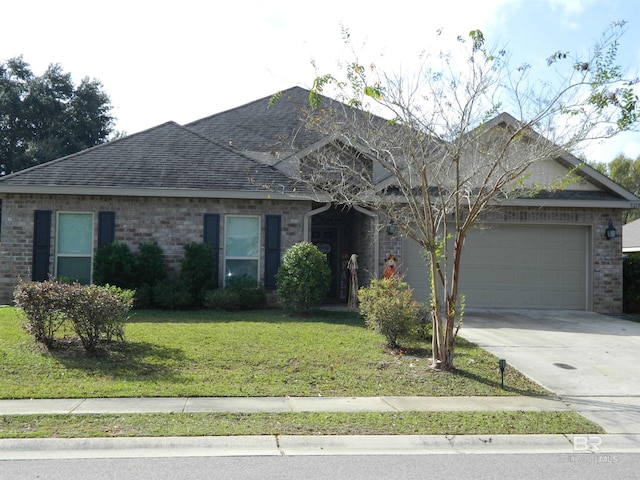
top-left (226, 217), bottom-right (259, 257)
top-left (58, 213), bottom-right (93, 255)
top-left (225, 259), bottom-right (258, 282)
top-left (57, 257), bottom-right (92, 284)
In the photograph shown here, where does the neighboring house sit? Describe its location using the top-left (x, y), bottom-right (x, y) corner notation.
top-left (0, 86), bottom-right (637, 312)
top-left (623, 218), bottom-right (640, 253)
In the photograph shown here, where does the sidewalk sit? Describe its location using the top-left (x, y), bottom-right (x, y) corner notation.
top-left (0, 395), bottom-right (571, 415)
top-left (3, 396), bottom-right (640, 458)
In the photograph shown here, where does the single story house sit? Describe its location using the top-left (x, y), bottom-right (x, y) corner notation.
top-left (0, 86), bottom-right (637, 312)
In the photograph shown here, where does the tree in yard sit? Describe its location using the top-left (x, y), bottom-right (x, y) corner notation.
top-left (292, 23), bottom-right (639, 370)
top-left (0, 56), bottom-right (115, 175)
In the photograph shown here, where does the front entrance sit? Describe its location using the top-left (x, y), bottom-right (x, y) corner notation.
top-left (311, 226), bottom-right (340, 300)
top-left (310, 205), bottom-right (378, 302)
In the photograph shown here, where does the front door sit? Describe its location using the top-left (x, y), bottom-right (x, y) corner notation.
top-left (311, 226), bottom-right (339, 300)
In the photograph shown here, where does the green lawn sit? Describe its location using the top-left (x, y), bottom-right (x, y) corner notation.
top-left (0, 307), bottom-right (604, 437)
top-left (0, 307), bottom-right (547, 399)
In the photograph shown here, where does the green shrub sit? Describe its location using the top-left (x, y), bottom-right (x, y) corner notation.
top-left (133, 242), bottom-right (166, 288)
top-left (13, 280), bottom-right (133, 352)
top-left (202, 288), bottom-right (241, 310)
top-left (13, 281), bottom-right (69, 346)
top-left (152, 280), bottom-right (193, 310)
top-left (624, 252), bottom-right (640, 312)
top-left (93, 241), bottom-right (136, 289)
top-left (276, 242), bottom-right (331, 314)
top-left (180, 242), bottom-right (216, 305)
top-left (133, 283), bottom-right (153, 309)
top-left (203, 276), bottom-right (266, 311)
top-left (358, 276), bottom-right (424, 348)
top-left (65, 284), bottom-right (134, 353)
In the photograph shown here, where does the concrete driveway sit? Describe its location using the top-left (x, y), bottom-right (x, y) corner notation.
top-left (460, 309), bottom-right (640, 434)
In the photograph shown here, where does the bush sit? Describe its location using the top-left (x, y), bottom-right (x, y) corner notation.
top-left (94, 241), bottom-right (167, 292)
top-left (180, 242), bottom-right (216, 305)
top-left (13, 280), bottom-right (133, 352)
top-left (65, 285), bottom-right (134, 353)
top-left (624, 252), bottom-right (640, 312)
top-left (13, 281), bottom-right (68, 346)
top-left (93, 241), bottom-right (136, 289)
top-left (133, 283), bottom-right (153, 309)
top-left (358, 276), bottom-right (424, 348)
top-left (203, 276), bottom-right (266, 311)
top-left (276, 242), bottom-right (331, 314)
top-left (133, 242), bottom-right (166, 288)
top-left (152, 280), bottom-right (193, 310)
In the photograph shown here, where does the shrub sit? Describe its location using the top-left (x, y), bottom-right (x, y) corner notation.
top-left (358, 276), bottom-right (424, 348)
top-left (13, 280), bottom-right (133, 352)
top-left (624, 253), bottom-right (640, 312)
top-left (13, 280), bottom-right (69, 346)
top-left (65, 284), bottom-right (134, 353)
top-left (203, 288), bottom-right (241, 310)
top-left (152, 280), bottom-right (193, 310)
top-left (180, 242), bottom-right (216, 305)
top-left (93, 241), bottom-right (136, 289)
top-left (203, 276), bottom-right (266, 311)
top-left (276, 242), bottom-right (331, 314)
top-left (133, 242), bottom-right (166, 288)
top-left (133, 283), bottom-right (153, 309)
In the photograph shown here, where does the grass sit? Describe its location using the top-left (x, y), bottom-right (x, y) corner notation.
top-left (0, 411), bottom-right (603, 438)
top-left (1, 306), bottom-right (605, 437)
top-left (0, 307), bottom-right (547, 398)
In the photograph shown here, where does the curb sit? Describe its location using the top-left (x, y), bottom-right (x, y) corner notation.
top-left (1, 434), bottom-right (639, 459)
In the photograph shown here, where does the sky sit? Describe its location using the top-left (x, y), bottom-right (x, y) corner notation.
top-left (2, 0), bottom-right (640, 163)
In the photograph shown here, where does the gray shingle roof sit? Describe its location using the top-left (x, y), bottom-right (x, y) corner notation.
top-left (0, 121), bottom-right (307, 197)
top-left (186, 86), bottom-right (326, 159)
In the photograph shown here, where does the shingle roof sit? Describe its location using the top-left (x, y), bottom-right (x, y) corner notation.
top-left (0, 121), bottom-right (307, 197)
top-left (185, 86), bottom-right (326, 159)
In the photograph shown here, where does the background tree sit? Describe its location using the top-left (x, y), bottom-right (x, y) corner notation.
top-left (296, 23), bottom-right (639, 370)
top-left (0, 56), bottom-right (115, 175)
top-left (590, 153), bottom-right (640, 222)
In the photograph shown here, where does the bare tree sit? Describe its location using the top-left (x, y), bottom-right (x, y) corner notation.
top-left (291, 23), bottom-right (639, 370)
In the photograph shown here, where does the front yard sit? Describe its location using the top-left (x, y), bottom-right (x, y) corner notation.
top-left (0, 307), bottom-right (602, 437)
top-left (1, 307), bottom-right (544, 398)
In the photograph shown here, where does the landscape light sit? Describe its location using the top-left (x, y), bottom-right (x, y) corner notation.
top-left (498, 359), bottom-right (507, 389)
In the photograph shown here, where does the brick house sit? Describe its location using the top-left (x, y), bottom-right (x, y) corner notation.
top-left (0, 87), bottom-right (636, 312)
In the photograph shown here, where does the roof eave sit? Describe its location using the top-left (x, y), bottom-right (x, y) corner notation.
top-left (497, 198), bottom-right (637, 209)
top-left (0, 185), bottom-right (319, 201)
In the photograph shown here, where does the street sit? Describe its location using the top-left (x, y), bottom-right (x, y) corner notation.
top-left (2, 454), bottom-right (640, 480)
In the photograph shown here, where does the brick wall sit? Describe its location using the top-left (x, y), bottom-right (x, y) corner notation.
top-left (0, 194), bottom-right (311, 304)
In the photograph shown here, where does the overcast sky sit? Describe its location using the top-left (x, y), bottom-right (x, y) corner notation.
top-left (2, 0), bottom-right (640, 162)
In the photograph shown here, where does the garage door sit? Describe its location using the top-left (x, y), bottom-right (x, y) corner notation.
top-left (402, 225), bottom-right (589, 310)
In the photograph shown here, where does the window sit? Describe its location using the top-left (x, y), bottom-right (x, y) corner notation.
top-left (224, 215), bottom-right (259, 285)
top-left (56, 212), bottom-right (94, 284)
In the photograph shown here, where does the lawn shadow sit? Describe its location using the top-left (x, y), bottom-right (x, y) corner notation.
top-left (450, 367), bottom-right (545, 396)
top-left (47, 339), bottom-right (187, 382)
top-left (126, 308), bottom-right (367, 328)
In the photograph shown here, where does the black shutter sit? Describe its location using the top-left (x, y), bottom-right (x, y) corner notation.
top-left (264, 215), bottom-right (281, 289)
top-left (203, 214), bottom-right (220, 288)
top-left (98, 211), bottom-right (116, 247)
top-left (32, 210), bottom-right (52, 281)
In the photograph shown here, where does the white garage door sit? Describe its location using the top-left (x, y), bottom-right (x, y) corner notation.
top-left (402, 225), bottom-right (589, 310)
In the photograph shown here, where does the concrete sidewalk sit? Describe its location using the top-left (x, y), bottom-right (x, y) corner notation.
top-left (0, 395), bottom-right (570, 415)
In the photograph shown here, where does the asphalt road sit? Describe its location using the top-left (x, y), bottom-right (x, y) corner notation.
top-left (2, 454), bottom-right (640, 480)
